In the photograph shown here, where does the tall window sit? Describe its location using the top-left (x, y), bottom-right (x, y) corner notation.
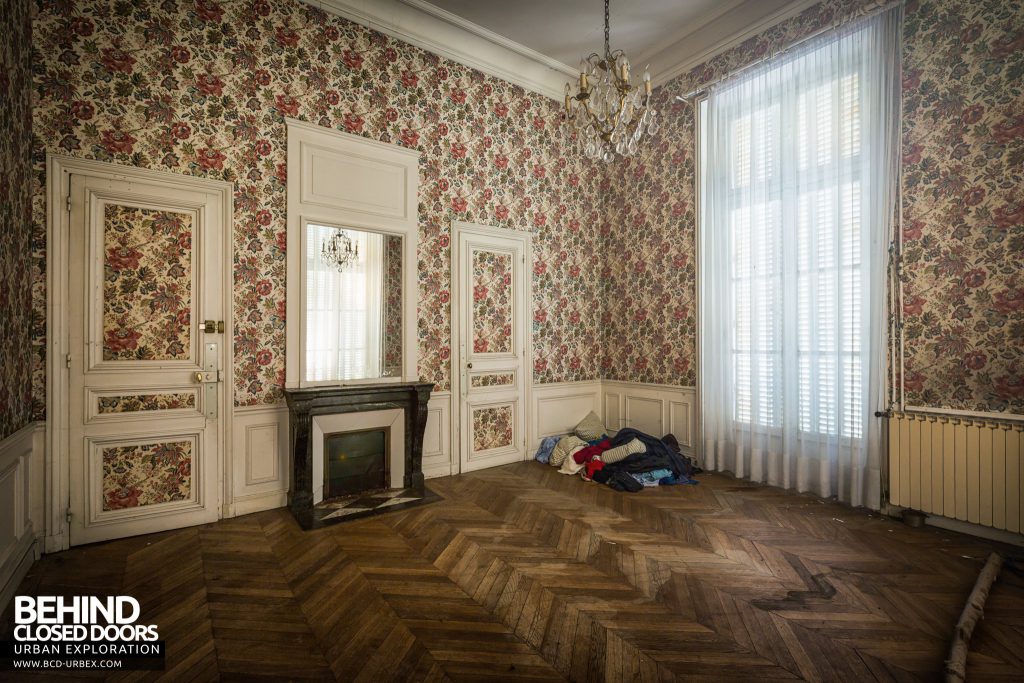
top-left (700, 7), bottom-right (900, 506)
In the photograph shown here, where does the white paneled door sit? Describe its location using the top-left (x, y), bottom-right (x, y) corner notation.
top-left (66, 172), bottom-right (226, 545)
top-left (455, 225), bottom-right (529, 473)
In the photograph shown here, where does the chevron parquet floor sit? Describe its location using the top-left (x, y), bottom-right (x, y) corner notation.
top-left (3, 461), bottom-right (1024, 682)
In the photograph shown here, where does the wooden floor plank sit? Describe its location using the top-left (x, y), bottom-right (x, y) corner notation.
top-left (3, 461), bottom-right (1022, 682)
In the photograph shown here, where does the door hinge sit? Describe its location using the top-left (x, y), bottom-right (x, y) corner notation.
top-left (65, 508), bottom-right (73, 523)
top-left (65, 353), bottom-right (71, 369)
top-left (66, 194), bottom-right (72, 212)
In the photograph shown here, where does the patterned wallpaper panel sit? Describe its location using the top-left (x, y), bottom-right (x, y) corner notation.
top-left (471, 250), bottom-right (513, 354)
top-left (31, 0), bottom-right (606, 418)
top-left (101, 440), bottom-right (192, 511)
top-left (103, 204), bottom-right (193, 362)
top-left (899, 0), bottom-right (1023, 412)
top-left (472, 405), bottom-right (514, 452)
top-left (0, 0), bottom-right (32, 441)
top-left (604, 0), bottom-right (1023, 414)
top-left (471, 372), bottom-right (515, 388)
top-left (382, 234), bottom-right (403, 375)
top-left (97, 392), bottom-right (196, 414)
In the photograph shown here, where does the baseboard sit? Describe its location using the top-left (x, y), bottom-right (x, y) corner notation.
top-left (229, 490), bottom-right (289, 517)
top-left (423, 463), bottom-right (453, 480)
top-left (925, 514), bottom-right (1024, 548)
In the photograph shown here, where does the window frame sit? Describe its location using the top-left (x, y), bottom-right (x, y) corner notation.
top-left (699, 42), bottom-right (869, 441)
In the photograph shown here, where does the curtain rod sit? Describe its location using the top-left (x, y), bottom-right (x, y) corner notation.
top-left (676, 0), bottom-right (903, 102)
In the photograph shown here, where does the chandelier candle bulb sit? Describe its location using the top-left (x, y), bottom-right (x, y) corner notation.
top-left (565, 0), bottom-right (654, 161)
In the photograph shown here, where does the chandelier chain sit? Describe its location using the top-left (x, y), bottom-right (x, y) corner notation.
top-left (604, 0), bottom-right (610, 58)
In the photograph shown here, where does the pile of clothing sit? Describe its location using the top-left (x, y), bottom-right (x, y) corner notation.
top-left (534, 411), bottom-right (700, 492)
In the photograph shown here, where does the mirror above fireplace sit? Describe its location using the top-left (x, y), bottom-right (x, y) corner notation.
top-left (303, 225), bottom-right (403, 383)
top-left (284, 119), bottom-right (419, 391)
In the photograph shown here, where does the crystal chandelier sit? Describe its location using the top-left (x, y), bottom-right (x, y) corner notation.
top-left (321, 229), bottom-right (359, 271)
top-left (564, 0), bottom-right (657, 162)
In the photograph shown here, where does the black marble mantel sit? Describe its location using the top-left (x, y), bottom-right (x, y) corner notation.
top-left (284, 382), bottom-right (433, 528)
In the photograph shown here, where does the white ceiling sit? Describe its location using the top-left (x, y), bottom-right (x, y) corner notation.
top-left (312, 0), bottom-right (817, 98)
top-left (423, 0), bottom-right (743, 68)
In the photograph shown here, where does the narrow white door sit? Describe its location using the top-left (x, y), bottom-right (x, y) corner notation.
top-left (456, 226), bottom-right (528, 472)
top-left (67, 172), bottom-right (225, 545)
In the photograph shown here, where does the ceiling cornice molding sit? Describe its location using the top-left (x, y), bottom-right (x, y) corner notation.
top-left (646, 0), bottom-right (823, 88)
top-left (398, 0), bottom-right (577, 77)
top-left (304, 0), bottom-right (823, 101)
top-left (303, 0), bottom-right (571, 101)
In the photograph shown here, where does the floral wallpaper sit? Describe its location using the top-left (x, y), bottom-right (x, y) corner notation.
top-left (471, 405), bottom-right (514, 452)
top-left (471, 249), bottom-right (513, 354)
top-left (97, 392), bottom-right (196, 414)
top-left (602, 99), bottom-right (697, 386)
top-left (0, 0), bottom-right (32, 441)
top-left (103, 204), bottom-right (193, 361)
top-left (471, 372), bottom-right (515, 388)
top-left (604, 0), bottom-right (1023, 414)
top-left (31, 0), bottom-right (605, 417)
top-left (382, 234), bottom-right (403, 375)
top-left (899, 0), bottom-right (1023, 412)
top-left (102, 440), bottom-right (192, 510)
top-left (23, 0), bottom-right (1023, 429)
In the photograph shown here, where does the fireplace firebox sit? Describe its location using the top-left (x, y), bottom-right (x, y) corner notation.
top-left (323, 428), bottom-right (389, 499)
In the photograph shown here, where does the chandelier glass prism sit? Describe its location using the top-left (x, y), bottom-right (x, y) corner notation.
top-left (564, 0), bottom-right (658, 162)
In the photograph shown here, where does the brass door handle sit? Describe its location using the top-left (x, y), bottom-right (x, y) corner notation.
top-left (195, 372), bottom-right (204, 383)
top-left (466, 363), bottom-right (473, 369)
top-left (200, 320), bottom-right (225, 333)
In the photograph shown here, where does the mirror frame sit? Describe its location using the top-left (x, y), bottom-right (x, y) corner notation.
top-left (284, 119), bottom-right (420, 390)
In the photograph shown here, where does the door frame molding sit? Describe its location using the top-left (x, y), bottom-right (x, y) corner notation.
top-left (449, 221), bottom-right (533, 473)
top-left (45, 154), bottom-right (235, 552)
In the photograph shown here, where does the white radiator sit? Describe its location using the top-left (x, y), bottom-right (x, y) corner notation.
top-left (888, 411), bottom-right (1023, 533)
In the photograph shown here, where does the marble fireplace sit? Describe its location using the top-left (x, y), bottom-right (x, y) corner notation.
top-left (284, 382), bottom-right (434, 529)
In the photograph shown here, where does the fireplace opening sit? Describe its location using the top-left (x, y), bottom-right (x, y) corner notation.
top-left (323, 428), bottom-right (389, 499)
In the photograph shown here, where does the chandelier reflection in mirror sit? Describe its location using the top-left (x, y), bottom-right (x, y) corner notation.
top-left (321, 228), bottom-right (359, 271)
top-left (564, 0), bottom-right (657, 162)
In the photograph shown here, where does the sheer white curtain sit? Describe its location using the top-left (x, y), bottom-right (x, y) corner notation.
top-left (305, 225), bottom-right (384, 382)
top-left (700, 7), bottom-right (901, 507)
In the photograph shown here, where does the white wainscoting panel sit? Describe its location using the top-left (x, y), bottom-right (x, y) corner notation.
top-left (230, 405), bottom-right (290, 516)
top-left (423, 391), bottom-right (453, 479)
top-left (1, 422), bottom-right (44, 611)
top-left (626, 396), bottom-right (664, 436)
top-left (530, 381), bottom-right (602, 449)
top-left (601, 382), bottom-right (697, 457)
